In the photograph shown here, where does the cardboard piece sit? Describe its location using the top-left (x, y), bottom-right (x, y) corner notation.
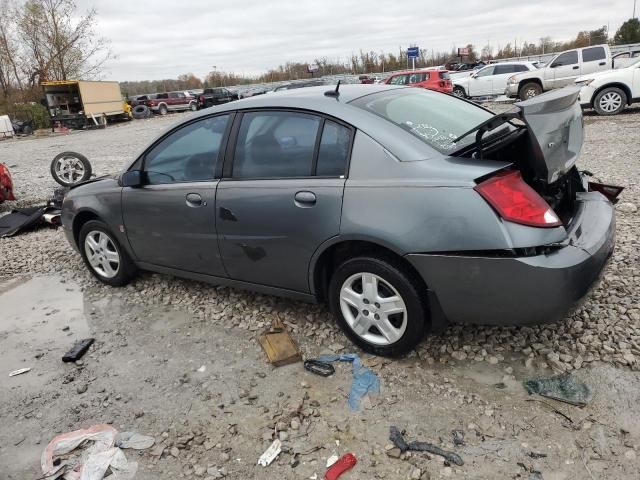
top-left (258, 317), bottom-right (302, 367)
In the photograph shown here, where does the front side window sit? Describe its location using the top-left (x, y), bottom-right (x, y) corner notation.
top-left (475, 66), bottom-right (495, 77)
top-left (233, 111), bottom-right (321, 178)
top-left (493, 65), bottom-right (516, 75)
top-left (144, 115), bottom-right (230, 184)
top-left (582, 47), bottom-right (606, 62)
top-left (551, 51), bottom-right (579, 67)
top-left (351, 88), bottom-right (510, 153)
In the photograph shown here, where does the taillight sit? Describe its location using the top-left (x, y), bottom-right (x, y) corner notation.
top-left (199, 95), bottom-right (205, 103)
top-left (474, 170), bottom-right (562, 227)
top-left (439, 80), bottom-right (445, 87)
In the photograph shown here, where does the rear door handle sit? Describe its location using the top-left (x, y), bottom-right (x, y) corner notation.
top-left (294, 191), bottom-right (316, 207)
top-left (572, 66), bottom-right (579, 70)
top-left (598, 61), bottom-right (606, 66)
top-left (186, 192), bottom-right (204, 207)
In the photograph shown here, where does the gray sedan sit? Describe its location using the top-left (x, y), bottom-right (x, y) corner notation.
top-left (61, 84), bottom-right (615, 356)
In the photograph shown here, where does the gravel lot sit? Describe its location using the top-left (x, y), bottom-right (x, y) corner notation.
top-left (1, 105), bottom-right (639, 479)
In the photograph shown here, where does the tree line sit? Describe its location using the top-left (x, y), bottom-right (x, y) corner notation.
top-left (1, 0), bottom-right (639, 102)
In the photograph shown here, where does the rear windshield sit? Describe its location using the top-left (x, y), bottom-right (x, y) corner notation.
top-left (351, 88), bottom-right (505, 153)
top-left (438, 71), bottom-right (450, 80)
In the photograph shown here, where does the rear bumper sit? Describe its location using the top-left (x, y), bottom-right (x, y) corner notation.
top-left (407, 192), bottom-right (615, 326)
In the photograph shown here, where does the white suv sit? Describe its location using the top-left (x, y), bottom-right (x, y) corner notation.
top-left (452, 62), bottom-right (536, 98)
top-left (575, 57), bottom-right (640, 115)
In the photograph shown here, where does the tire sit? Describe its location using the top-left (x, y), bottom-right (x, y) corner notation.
top-left (22, 125), bottom-right (33, 135)
top-left (158, 104), bottom-right (168, 115)
top-left (328, 256), bottom-right (429, 357)
top-left (593, 87), bottom-right (627, 116)
top-left (189, 102), bottom-right (197, 111)
top-left (452, 86), bottom-right (466, 98)
top-left (79, 220), bottom-right (136, 287)
top-left (50, 151), bottom-right (92, 187)
top-left (519, 82), bottom-right (542, 100)
top-left (132, 105), bottom-right (151, 119)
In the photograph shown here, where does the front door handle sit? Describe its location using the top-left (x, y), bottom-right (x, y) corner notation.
top-left (186, 192), bottom-right (204, 207)
top-left (294, 191), bottom-right (316, 207)
top-left (572, 65), bottom-right (579, 70)
top-left (599, 61), bottom-right (606, 66)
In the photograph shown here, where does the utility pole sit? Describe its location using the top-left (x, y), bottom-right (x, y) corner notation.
top-left (634, 0), bottom-right (637, 18)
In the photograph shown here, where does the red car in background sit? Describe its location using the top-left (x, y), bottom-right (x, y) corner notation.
top-left (383, 69), bottom-right (453, 94)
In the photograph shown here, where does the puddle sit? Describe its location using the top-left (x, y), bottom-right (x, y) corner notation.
top-left (0, 276), bottom-right (90, 380)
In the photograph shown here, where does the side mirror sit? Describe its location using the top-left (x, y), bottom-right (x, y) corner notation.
top-left (122, 170), bottom-right (143, 188)
top-left (471, 73), bottom-right (478, 78)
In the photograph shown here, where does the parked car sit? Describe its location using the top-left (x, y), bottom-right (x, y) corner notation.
top-left (61, 84), bottom-right (616, 356)
top-left (453, 62), bottom-right (536, 98)
top-left (575, 56), bottom-right (640, 115)
top-left (612, 50), bottom-right (640, 69)
top-left (505, 45), bottom-right (613, 100)
top-left (382, 70), bottom-right (452, 94)
top-left (272, 80), bottom-right (326, 92)
top-left (198, 88), bottom-right (239, 109)
top-left (359, 75), bottom-right (375, 84)
top-left (128, 94), bottom-right (157, 107)
top-left (239, 87), bottom-right (269, 99)
top-left (147, 91), bottom-right (197, 115)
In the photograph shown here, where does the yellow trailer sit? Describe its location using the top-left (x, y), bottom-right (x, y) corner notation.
top-left (42, 80), bottom-right (131, 129)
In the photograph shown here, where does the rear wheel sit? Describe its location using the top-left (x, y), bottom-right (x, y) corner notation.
top-left (593, 87), bottom-right (626, 115)
top-left (189, 102), bottom-right (197, 111)
top-left (328, 256), bottom-right (429, 357)
top-left (452, 86), bottom-right (466, 98)
top-left (519, 82), bottom-right (542, 100)
top-left (79, 220), bottom-right (136, 287)
top-left (158, 104), bottom-right (168, 115)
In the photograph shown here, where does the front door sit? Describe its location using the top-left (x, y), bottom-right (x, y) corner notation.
top-left (216, 111), bottom-right (353, 292)
top-left (122, 114), bottom-right (232, 276)
top-left (549, 51), bottom-right (580, 88)
top-left (468, 66), bottom-right (494, 96)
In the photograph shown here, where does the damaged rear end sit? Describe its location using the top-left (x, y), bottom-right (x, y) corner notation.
top-left (409, 87), bottom-right (618, 325)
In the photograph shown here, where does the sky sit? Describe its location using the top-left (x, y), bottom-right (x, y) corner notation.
top-left (76, 0), bottom-right (637, 81)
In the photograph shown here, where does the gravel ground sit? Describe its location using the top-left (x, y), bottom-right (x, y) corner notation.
top-left (1, 105), bottom-right (639, 479)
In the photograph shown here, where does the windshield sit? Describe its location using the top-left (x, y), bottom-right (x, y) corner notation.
top-left (351, 88), bottom-right (511, 153)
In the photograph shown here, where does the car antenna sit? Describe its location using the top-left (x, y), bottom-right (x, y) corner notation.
top-left (324, 80), bottom-right (341, 98)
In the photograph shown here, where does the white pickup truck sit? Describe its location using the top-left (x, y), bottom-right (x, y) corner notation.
top-left (505, 45), bottom-right (613, 100)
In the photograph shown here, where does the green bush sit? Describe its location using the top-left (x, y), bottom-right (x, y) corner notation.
top-left (14, 103), bottom-right (50, 130)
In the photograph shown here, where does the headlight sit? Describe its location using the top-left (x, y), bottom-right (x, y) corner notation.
top-left (507, 76), bottom-right (518, 85)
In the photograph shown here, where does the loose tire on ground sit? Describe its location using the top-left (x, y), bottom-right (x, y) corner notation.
top-left (519, 82), bottom-right (543, 100)
top-left (328, 255), bottom-right (429, 357)
top-left (50, 151), bottom-right (92, 187)
top-left (79, 220), bottom-right (137, 287)
top-left (593, 87), bottom-right (627, 116)
top-left (132, 105), bottom-right (151, 119)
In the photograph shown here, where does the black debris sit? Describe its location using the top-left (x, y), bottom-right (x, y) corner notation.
top-left (62, 338), bottom-right (95, 363)
top-left (389, 426), bottom-right (464, 466)
top-left (524, 374), bottom-right (593, 406)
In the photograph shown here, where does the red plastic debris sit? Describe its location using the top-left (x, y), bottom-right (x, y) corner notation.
top-left (324, 453), bottom-right (357, 480)
top-left (0, 163), bottom-right (15, 202)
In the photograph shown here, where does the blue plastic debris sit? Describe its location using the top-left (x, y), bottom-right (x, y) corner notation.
top-left (316, 354), bottom-right (380, 410)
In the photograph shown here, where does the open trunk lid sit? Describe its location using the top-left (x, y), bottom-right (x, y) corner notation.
top-left (515, 86), bottom-right (583, 185)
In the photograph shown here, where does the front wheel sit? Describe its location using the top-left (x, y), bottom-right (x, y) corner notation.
top-left (328, 256), bottom-right (429, 357)
top-left (79, 220), bottom-right (137, 287)
top-left (452, 86), bottom-right (466, 98)
top-left (519, 82), bottom-right (542, 100)
top-left (158, 104), bottom-right (168, 115)
top-left (189, 102), bottom-right (197, 111)
top-left (593, 87), bottom-right (626, 115)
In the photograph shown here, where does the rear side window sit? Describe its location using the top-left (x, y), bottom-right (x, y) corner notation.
top-left (408, 73), bottom-right (428, 83)
top-left (582, 47), bottom-right (606, 62)
top-left (475, 66), bottom-right (495, 77)
top-left (514, 64), bottom-right (530, 72)
top-left (551, 51), bottom-right (578, 67)
top-left (439, 71), bottom-right (450, 79)
top-left (389, 75), bottom-right (408, 85)
top-left (144, 115), bottom-right (230, 184)
top-left (157, 93), bottom-right (168, 99)
top-left (233, 111), bottom-right (321, 178)
top-left (316, 121), bottom-right (351, 177)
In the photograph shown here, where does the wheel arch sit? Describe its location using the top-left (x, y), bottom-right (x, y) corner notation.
top-left (517, 77), bottom-right (543, 94)
top-left (72, 209), bottom-right (101, 247)
top-left (309, 236), bottom-right (428, 304)
top-left (592, 82), bottom-right (633, 107)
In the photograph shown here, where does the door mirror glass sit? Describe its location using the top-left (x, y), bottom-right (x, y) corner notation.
top-left (122, 170), bottom-right (143, 187)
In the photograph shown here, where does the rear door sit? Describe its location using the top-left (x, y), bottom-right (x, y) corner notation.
top-left (122, 114), bottom-right (232, 276)
top-left (216, 110), bottom-right (353, 292)
top-left (549, 51), bottom-right (580, 88)
top-left (580, 46), bottom-right (609, 74)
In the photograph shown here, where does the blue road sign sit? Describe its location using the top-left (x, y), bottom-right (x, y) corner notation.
top-left (407, 47), bottom-right (420, 59)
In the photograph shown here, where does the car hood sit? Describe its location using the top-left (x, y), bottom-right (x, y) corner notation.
top-left (514, 86), bottom-right (583, 184)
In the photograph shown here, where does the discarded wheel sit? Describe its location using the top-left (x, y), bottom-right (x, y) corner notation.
top-left (50, 151), bottom-right (92, 187)
top-left (132, 105), bottom-right (151, 119)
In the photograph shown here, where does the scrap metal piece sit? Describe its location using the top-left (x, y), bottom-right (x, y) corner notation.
top-left (9, 367), bottom-right (31, 377)
top-left (257, 439), bottom-right (282, 467)
top-left (304, 359), bottom-right (335, 377)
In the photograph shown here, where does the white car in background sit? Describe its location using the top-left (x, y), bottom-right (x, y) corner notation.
top-left (452, 62), bottom-right (536, 98)
top-left (575, 57), bottom-right (640, 115)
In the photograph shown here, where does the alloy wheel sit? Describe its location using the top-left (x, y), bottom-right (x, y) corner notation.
top-left (339, 272), bottom-right (407, 346)
top-left (84, 231), bottom-right (120, 279)
top-left (54, 156), bottom-right (85, 184)
top-left (525, 88), bottom-right (538, 99)
top-left (599, 92), bottom-right (622, 113)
